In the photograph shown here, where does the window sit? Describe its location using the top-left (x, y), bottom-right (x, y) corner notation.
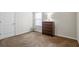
top-left (35, 12), bottom-right (42, 26)
top-left (45, 12), bottom-right (55, 21)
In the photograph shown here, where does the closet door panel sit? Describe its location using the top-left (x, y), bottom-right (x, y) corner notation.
top-left (0, 12), bottom-right (15, 39)
top-left (15, 12), bottom-right (33, 35)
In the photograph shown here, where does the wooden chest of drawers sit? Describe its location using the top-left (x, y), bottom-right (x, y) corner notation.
top-left (42, 21), bottom-right (55, 36)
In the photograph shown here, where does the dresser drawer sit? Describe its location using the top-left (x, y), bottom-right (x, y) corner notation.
top-left (43, 25), bottom-right (52, 29)
top-left (42, 31), bottom-right (52, 35)
top-left (42, 28), bottom-right (52, 31)
top-left (43, 23), bottom-right (52, 26)
top-left (42, 21), bottom-right (55, 36)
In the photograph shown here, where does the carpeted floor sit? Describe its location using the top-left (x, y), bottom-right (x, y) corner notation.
top-left (0, 32), bottom-right (78, 47)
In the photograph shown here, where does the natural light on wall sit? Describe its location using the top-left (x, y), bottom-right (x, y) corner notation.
top-left (34, 12), bottom-right (55, 27)
top-left (46, 12), bottom-right (55, 21)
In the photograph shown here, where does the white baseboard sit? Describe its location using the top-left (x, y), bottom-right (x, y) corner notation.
top-left (55, 34), bottom-right (77, 40)
top-left (76, 37), bottom-right (79, 43)
top-left (78, 40), bottom-right (79, 43)
top-left (0, 31), bottom-right (31, 40)
top-left (0, 35), bottom-right (15, 40)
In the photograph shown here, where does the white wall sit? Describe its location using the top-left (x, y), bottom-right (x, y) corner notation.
top-left (54, 12), bottom-right (77, 39)
top-left (0, 12), bottom-right (33, 39)
top-left (0, 12), bottom-right (15, 39)
top-left (43, 12), bottom-right (77, 39)
top-left (0, 12), bottom-right (77, 40)
top-left (77, 13), bottom-right (79, 41)
top-left (15, 12), bottom-right (33, 35)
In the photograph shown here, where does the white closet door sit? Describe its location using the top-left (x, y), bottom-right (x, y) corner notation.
top-left (15, 12), bottom-right (33, 35)
top-left (0, 12), bottom-right (15, 39)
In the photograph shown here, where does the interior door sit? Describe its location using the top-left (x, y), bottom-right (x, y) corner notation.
top-left (0, 12), bottom-right (15, 39)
